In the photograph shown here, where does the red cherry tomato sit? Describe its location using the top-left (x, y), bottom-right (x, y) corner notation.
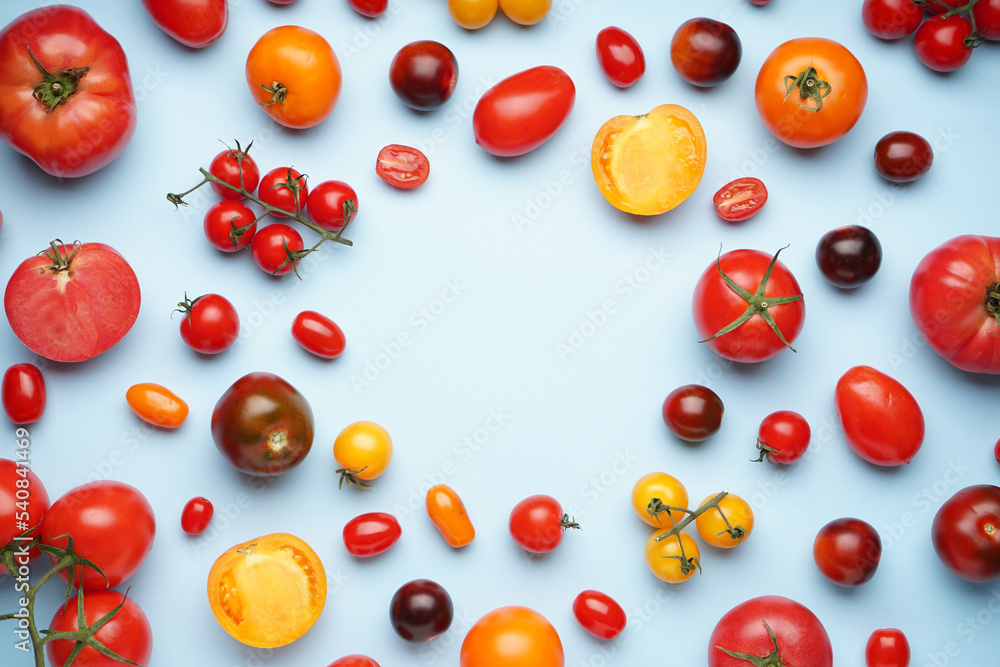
top-left (861, 0), bottom-right (923, 39)
top-left (572, 590), bottom-right (626, 640)
top-left (755, 410), bottom-right (810, 464)
top-left (46, 590), bottom-right (152, 667)
top-left (329, 656), bottom-right (382, 667)
top-left (835, 365), bottom-right (924, 466)
top-left (292, 310), bottom-right (346, 359)
top-left (343, 512), bottom-right (402, 557)
top-left (258, 167), bottom-right (308, 217)
top-left (177, 293), bottom-right (240, 354)
top-left (865, 628), bottom-right (910, 667)
top-left (0, 458), bottom-right (50, 575)
top-left (181, 497), bottom-right (214, 535)
top-left (914, 14), bottom-right (973, 72)
top-left (661, 384), bottom-right (724, 442)
top-left (713, 178), bottom-right (768, 222)
top-left (203, 201), bottom-right (257, 252)
top-left (141, 0), bottom-right (227, 48)
top-left (251, 223), bottom-right (304, 276)
top-left (307, 180), bottom-right (358, 232)
top-left (973, 0), bottom-right (1000, 40)
top-left (376, 144), bottom-right (430, 189)
top-left (932, 484), bottom-right (1000, 583)
top-left (209, 143), bottom-right (260, 199)
top-left (874, 131), bottom-right (933, 183)
top-left (595, 27), bottom-right (645, 88)
top-left (473, 66), bottom-right (575, 157)
top-left (509, 494), bottom-right (579, 553)
top-left (2, 363), bottom-right (46, 424)
top-left (347, 0), bottom-right (389, 17)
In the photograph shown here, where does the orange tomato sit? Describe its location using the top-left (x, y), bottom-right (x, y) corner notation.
top-left (755, 37), bottom-right (868, 148)
top-left (631, 472), bottom-right (689, 528)
top-left (207, 532), bottom-right (327, 648)
top-left (125, 382), bottom-right (188, 428)
top-left (426, 484), bottom-right (476, 548)
top-left (333, 420), bottom-right (393, 488)
top-left (245, 26), bottom-right (342, 129)
top-left (498, 0), bottom-right (551, 25)
top-left (695, 493), bottom-right (755, 549)
top-left (591, 104), bottom-right (706, 216)
top-left (645, 529), bottom-right (700, 584)
top-left (460, 606), bottom-right (563, 667)
top-left (448, 0), bottom-right (499, 29)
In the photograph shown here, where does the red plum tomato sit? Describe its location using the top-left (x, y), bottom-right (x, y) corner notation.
top-left (572, 590), bottom-right (626, 640)
top-left (348, 0), bottom-right (389, 17)
top-left (2, 363), bottom-right (46, 424)
top-left (834, 365), bottom-right (924, 466)
top-left (343, 512), bottom-right (401, 557)
top-left (292, 311), bottom-right (346, 359)
top-left (329, 657), bottom-right (381, 667)
top-left (662, 384), bottom-right (724, 442)
top-left (181, 497), bottom-right (214, 535)
top-left (866, 628), bottom-right (910, 667)
top-left (932, 484), bottom-right (1000, 583)
top-left (595, 27), bottom-right (645, 87)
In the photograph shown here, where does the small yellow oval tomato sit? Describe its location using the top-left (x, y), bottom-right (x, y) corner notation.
top-left (695, 493), bottom-right (755, 549)
top-left (206, 532), bottom-right (327, 648)
top-left (426, 484), bottom-right (476, 548)
top-left (631, 472), bottom-right (689, 528)
top-left (448, 0), bottom-right (499, 30)
top-left (125, 382), bottom-right (188, 428)
top-left (245, 26), bottom-right (342, 129)
top-left (591, 104), bottom-right (706, 216)
top-left (645, 529), bottom-right (700, 584)
top-left (333, 420), bottom-right (393, 488)
top-left (498, 0), bottom-right (551, 25)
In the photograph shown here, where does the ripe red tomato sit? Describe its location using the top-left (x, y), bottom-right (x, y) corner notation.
top-left (866, 628), bottom-right (910, 667)
top-left (874, 131), bottom-right (933, 183)
top-left (508, 494), bottom-right (579, 553)
top-left (41, 480), bottom-right (156, 590)
top-left (708, 595), bottom-right (832, 667)
top-left (209, 143), bottom-right (261, 199)
top-left (0, 458), bottom-right (50, 575)
top-left (389, 41), bottom-right (459, 111)
top-left (661, 384), bottom-right (724, 442)
top-left (755, 410), bottom-right (810, 464)
top-left (46, 590), bottom-right (153, 667)
top-left (389, 579), bottom-right (454, 642)
top-left (909, 235), bottom-right (1000, 374)
top-left (292, 310), bottom-right (346, 359)
top-left (259, 167), bottom-right (309, 217)
top-left (670, 18), bottom-right (742, 87)
top-left (692, 248), bottom-right (805, 363)
top-left (329, 656), bottom-right (381, 667)
top-left (177, 293), bottom-right (240, 354)
top-left (914, 14), bottom-right (973, 72)
top-left (595, 26), bottom-right (645, 88)
top-left (572, 590), bottom-right (626, 640)
top-left (251, 223), bottom-right (305, 276)
top-left (835, 365), bottom-right (924, 466)
top-left (376, 144), bottom-right (430, 188)
top-left (713, 178), bottom-right (768, 222)
top-left (813, 517), bottom-right (882, 586)
top-left (203, 201), bottom-right (258, 252)
top-left (347, 0), bottom-right (389, 17)
top-left (181, 497), bottom-right (214, 535)
top-left (932, 484), bottom-right (1000, 583)
top-left (343, 512), bottom-right (401, 557)
top-left (861, 0), bottom-right (923, 39)
top-left (473, 66), bottom-right (575, 157)
top-left (973, 0), bottom-right (1000, 40)
top-left (2, 363), bottom-right (46, 424)
top-left (307, 180), bottom-right (358, 232)
top-left (4, 242), bottom-right (140, 363)
top-left (211, 372), bottom-right (315, 476)
top-left (0, 6), bottom-right (137, 177)
top-left (141, 0), bottom-right (227, 48)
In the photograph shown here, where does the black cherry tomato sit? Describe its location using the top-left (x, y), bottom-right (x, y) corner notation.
top-left (816, 225), bottom-right (882, 288)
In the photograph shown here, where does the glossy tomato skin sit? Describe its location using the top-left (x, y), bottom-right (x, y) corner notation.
top-left (329, 656), bottom-right (381, 667)
top-left (448, 0), bottom-right (499, 29)
top-left (426, 483), bottom-right (476, 548)
top-left (670, 18), bottom-right (742, 87)
top-left (645, 529), bottom-right (700, 583)
top-left (914, 15), bottom-right (973, 72)
top-left (292, 310), bottom-right (346, 359)
top-left (46, 590), bottom-right (153, 667)
top-left (2, 363), bottom-right (46, 424)
top-left (41, 480), bottom-right (156, 590)
top-left (816, 225), bottom-right (882, 288)
top-left (343, 512), bottom-right (402, 557)
top-left (661, 384), bottom-right (724, 442)
top-left (179, 293), bottom-right (240, 354)
top-left (631, 471), bottom-right (688, 528)
top-left (696, 493), bottom-right (754, 548)
top-left (755, 38), bottom-right (867, 148)
top-left (181, 497), bottom-right (214, 535)
top-left (499, 0), bottom-right (552, 25)
top-left (0, 458), bottom-right (50, 575)
top-left (572, 590), bottom-right (626, 640)
top-left (251, 223), bottom-right (304, 276)
top-left (203, 200), bottom-right (257, 252)
top-left (509, 494), bottom-right (575, 553)
top-left (126, 383), bottom-right (189, 429)
top-left (0, 6), bottom-right (137, 177)
top-left (713, 177), bottom-right (767, 222)
top-left (209, 146), bottom-right (260, 199)
top-left (141, 0), bottom-right (227, 48)
top-left (348, 0), bottom-right (389, 17)
top-left (376, 144), bottom-right (430, 188)
top-left (874, 131), bottom-right (933, 182)
top-left (756, 410), bottom-right (811, 464)
top-left (862, 0), bottom-right (923, 39)
top-left (389, 41), bottom-right (459, 111)
top-left (259, 167), bottom-right (308, 217)
top-left (932, 485), bottom-right (1000, 583)
top-left (866, 628), bottom-right (910, 667)
top-left (595, 26), bottom-right (645, 87)
top-left (211, 372), bottom-right (314, 476)
top-left (910, 235), bottom-right (1000, 374)
top-left (973, 0), bottom-right (1000, 40)
top-left (813, 517), bottom-right (882, 586)
top-left (692, 249), bottom-right (805, 363)
top-left (389, 579), bottom-right (454, 642)
top-left (307, 180), bottom-right (358, 232)
top-left (334, 421), bottom-right (393, 485)
top-left (461, 606), bottom-right (563, 667)
top-left (708, 595), bottom-right (832, 667)
top-left (835, 365), bottom-right (924, 466)
top-left (473, 66), bottom-right (575, 157)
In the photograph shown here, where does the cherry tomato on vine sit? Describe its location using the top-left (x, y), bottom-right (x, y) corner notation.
top-left (328, 657), bottom-right (381, 667)
top-left (334, 421), bottom-right (393, 488)
top-left (343, 511), bottom-right (401, 557)
top-left (861, 0), bottom-right (923, 39)
top-left (251, 224), bottom-right (304, 276)
top-left (670, 18), bottom-right (742, 87)
top-left (209, 143), bottom-right (260, 199)
top-left (46, 590), bottom-right (152, 667)
top-left (713, 177), bottom-right (767, 222)
top-left (376, 144), bottom-right (430, 188)
top-left (177, 293), bottom-right (240, 354)
top-left (2, 363), bottom-right (45, 424)
top-left (708, 596), bottom-right (832, 667)
top-left (645, 529), bottom-right (700, 584)
top-left (813, 517), bottom-right (882, 586)
top-left (874, 131), bottom-right (933, 183)
top-left (914, 14), bottom-right (973, 72)
top-left (426, 484), bottom-right (476, 548)
top-left (509, 494), bottom-right (579, 553)
top-left (259, 167), bottom-right (308, 217)
top-left (203, 200), bottom-right (257, 252)
top-left (662, 384), bottom-right (724, 442)
top-left (631, 472), bottom-right (689, 528)
top-left (347, 0), bottom-right (389, 18)
top-left (389, 40), bottom-right (459, 111)
top-left (595, 26), bottom-right (645, 88)
top-left (498, 0), bottom-right (551, 25)
top-left (755, 410), bottom-right (811, 464)
top-left (0, 458), bottom-right (49, 575)
top-left (695, 493), bottom-right (754, 549)
top-left (126, 382), bottom-right (188, 429)
top-left (306, 180), bottom-right (358, 232)
top-left (835, 365), bottom-right (924, 466)
top-left (572, 590), bottom-right (626, 640)
top-left (974, 0), bottom-right (1000, 40)
top-left (389, 579), bottom-right (454, 643)
top-left (460, 606), bottom-right (563, 667)
top-left (816, 225), bottom-right (883, 288)
top-left (923, 0), bottom-right (964, 14)
top-left (292, 310), bottom-right (346, 359)
top-left (932, 484), bottom-right (1000, 582)
top-left (866, 628), bottom-right (910, 667)
top-left (448, 0), bottom-right (499, 30)
top-left (181, 497), bottom-right (214, 535)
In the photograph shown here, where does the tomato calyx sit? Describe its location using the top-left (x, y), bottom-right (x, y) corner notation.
top-left (173, 292), bottom-right (205, 326)
top-left (699, 247), bottom-right (804, 353)
top-left (985, 281), bottom-right (1000, 331)
top-left (649, 491), bottom-right (748, 575)
top-left (916, 0), bottom-right (989, 46)
top-left (337, 466), bottom-right (373, 490)
top-left (716, 620), bottom-right (787, 666)
top-left (560, 513), bottom-right (582, 531)
top-left (259, 81), bottom-right (288, 107)
top-left (752, 439), bottom-right (782, 464)
top-left (783, 66), bottom-right (831, 113)
top-left (41, 239), bottom-right (81, 272)
top-left (26, 46), bottom-right (89, 112)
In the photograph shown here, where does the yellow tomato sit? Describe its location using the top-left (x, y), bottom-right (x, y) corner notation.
top-left (645, 529), bottom-right (700, 584)
top-left (695, 493), bottom-right (755, 549)
top-left (448, 0), bottom-right (499, 30)
top-left (333, 420), bottom-right (393, 488)
top-left (499, 0), bottom-right (552, 25)
top-left (631, 472), bottom-right (689, 528)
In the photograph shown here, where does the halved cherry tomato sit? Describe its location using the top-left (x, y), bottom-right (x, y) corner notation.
top-left (126, 382), bottom-right (188, 429)
top-left (695, 493), bottom-right (754, 549)
top-left (334, 421), bottom-right (393, 488)
top-left (448, 0), bottom-right (499, 30)
top-left (595, 26), bottom-right (645, 88)
top-left (591, 104), bottom-right (706, 215)
top-left (342, 511), bottom-right (401, 557)
top-left (631, 472), bottom-right (688, 528)
top-left (207, 532), bottom-right (327, 648)
top-left (181, 497), bottom-right (214, 535)
top-left (292, 311), bottom-right (346, 359)
top-left (426, 484), bottom-right (476, 548)
top-left (2, 363), bottom-right (45, 424)
top-left (645, 529), bottom-right (700, 584)
top-left (713, 178), bottom-right (768, 222)
top-left (376, 144), bottom-right (430, 188)
top-left (835, 365), bottom-right (924, 466)
top-left (572, 590), bottom-right (626, 640)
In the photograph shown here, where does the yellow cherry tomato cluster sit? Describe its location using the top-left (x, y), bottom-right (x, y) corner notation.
top-left (631, 472), bottom-right (755, 584)
top-left (448, 0), bottom-right (552, 30)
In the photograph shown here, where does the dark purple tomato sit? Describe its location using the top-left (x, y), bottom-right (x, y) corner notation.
top-left (669, 18), bottom-right (742, 87)
top-left (874, 131), bottom-right (933, 183)
top-left (595, 26), bottom-right (645, 88)
top-left (389, 40), bottom-right (459, 111)
top-left (813, 517), bottom-right (882, 586)
top-left (389, 579), bottom-right (453, 642)
top-left (816, 225), bottom-right (882, 289)
top-left (661, 384), bottom-right (724, 442)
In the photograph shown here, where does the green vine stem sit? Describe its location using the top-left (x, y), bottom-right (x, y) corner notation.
top-left (914, 0), bottom-right (987, 46)
top-left (649, 491), bottom-right (749, 578)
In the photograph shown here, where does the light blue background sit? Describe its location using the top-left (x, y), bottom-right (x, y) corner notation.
top-left (1, 0), bottom-right (999, 665)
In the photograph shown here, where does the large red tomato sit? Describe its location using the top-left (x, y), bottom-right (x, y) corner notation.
top-left (0, 457), bottom-right (49, 575)
top-left (708, 595), bottom-right (832, 667)
top-left (4, 241), bottom-right (141, 363)
top-left (932, 484), bottom-right (1000, 583)
top-left (692, 248), bottom-right (805, 362)
top-left (0, 6), bottom-right (137, 177)
top-left (46, 590), bottom-right (153, 667)
top-left (835, 365), bottom-right (924, 466)
top-left (910, 235), bottom-right (1000, 374)
top-left (141, 0), bottom-right (228, 48)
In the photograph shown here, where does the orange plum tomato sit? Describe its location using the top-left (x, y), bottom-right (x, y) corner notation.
top-left (426, 483), bottom-right (476, 548)
top-left (126, 382), bottom-right (188, 429)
